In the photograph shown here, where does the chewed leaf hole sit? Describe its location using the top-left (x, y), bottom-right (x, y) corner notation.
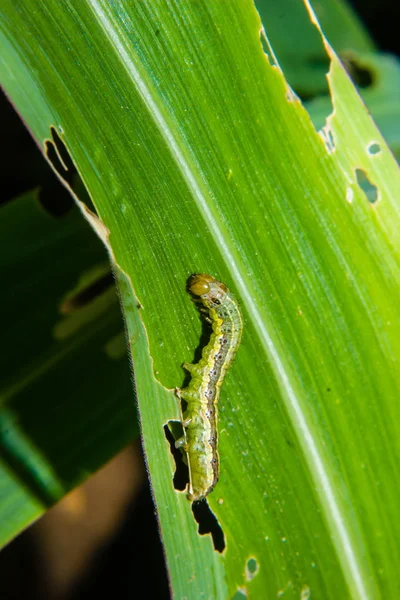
top-left (343, 56), bottom-right (374, 88)
top-left (355, 168), bottom-right (379, 204)
top-left (44, 126), bottom-right (76, 189)
top-left (259, 29), bottom-right (277, 66)
top-left (192, 500), bottom-right (226, 553)
top-left (164, 423), bottom-right (226, 553)
top-left (231, 589), bottom-right (247, 600)
top-left (164, 422), bottom-right (189, 493)
top-left (320, 126), bottom-right (335, 153)
top-left (245, 557), bottom-right (259, 580)
top-left (44, 126), bottom-right (96, 216)
top-left (367, 142), bottom-right (381, 156)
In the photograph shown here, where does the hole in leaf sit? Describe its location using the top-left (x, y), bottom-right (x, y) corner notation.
top-left (164, 424), bottom-right (226, 552)
top-left (320, 126), bottom-right (336, 153)
top-left (191, 499), bottom-right (226, 553)
top-left (342, 56), bottom-right (374, 88)
top-left (355, 168), bottom-right (379, 204)
top-left (164, 423), bottom-right (189, 493)
top-left (259, 29), bottom-right (278, 67)
top-left (367, 142), bottom-right (381, 156)
top-left (246, 557), bottom-right (259, 580)
top-left (43, 126), bottom-right (95, 216)
top-left (231, 589), bottom-right (247, 600)
top-left (257, 1), bottom-right (330, 100)
top-left (44, 126), bottom-right (76, 188)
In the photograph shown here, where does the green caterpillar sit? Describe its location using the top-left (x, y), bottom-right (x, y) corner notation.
top-left (176, 274), bottom-right (243, 502)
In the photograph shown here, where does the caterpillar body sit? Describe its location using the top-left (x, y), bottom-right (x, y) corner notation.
top-left (176, 274), bottom-right (243, 502)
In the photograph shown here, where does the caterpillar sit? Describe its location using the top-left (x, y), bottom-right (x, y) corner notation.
top-left (175, 274), bottom-right (243, 502)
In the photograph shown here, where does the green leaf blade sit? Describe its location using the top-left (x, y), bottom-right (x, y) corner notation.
top-left (1, 0), bottom-right (399, 597)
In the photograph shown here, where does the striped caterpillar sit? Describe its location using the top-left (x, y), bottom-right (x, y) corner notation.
top-left (175, 274), bottom-right (243, 502)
